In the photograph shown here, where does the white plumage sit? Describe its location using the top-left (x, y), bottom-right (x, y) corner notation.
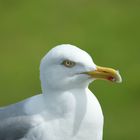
top-left (0, 44), bottom-right (122, 140)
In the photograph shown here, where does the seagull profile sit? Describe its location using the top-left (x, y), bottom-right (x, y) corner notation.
top-left (0, 44), bottom-right (122, 140)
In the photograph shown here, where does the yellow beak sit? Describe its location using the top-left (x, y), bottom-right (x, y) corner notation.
top-left (85, 66), bottom-right (122, 83)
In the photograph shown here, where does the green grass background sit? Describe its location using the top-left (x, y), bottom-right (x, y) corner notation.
top-left (0, 0), bottom-right (140, 139)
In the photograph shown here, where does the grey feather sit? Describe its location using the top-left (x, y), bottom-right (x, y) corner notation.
top-left (0, 101), bottom-right (34, 140)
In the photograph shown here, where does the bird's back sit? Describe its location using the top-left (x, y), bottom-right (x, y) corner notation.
top-left (0, 99), bottom-right (34, 140)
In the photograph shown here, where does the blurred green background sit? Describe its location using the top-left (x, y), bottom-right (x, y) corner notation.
top-left (0, 0), bottom-right (140, 139)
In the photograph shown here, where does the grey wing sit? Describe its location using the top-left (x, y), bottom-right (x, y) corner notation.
top-left (0, 116), bottom-right (33, 140)
top-left (0, 101), bottom-right (34, 140)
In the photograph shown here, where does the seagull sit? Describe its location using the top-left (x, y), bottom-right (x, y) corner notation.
top-left (0, 44), bottom-right (122, 140)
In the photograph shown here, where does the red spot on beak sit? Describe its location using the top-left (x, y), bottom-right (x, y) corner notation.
top-left (108, 76), bottom-right (115, 82)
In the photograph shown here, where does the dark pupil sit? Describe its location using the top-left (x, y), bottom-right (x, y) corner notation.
top-left (66, 61), bottom-right (71, 65)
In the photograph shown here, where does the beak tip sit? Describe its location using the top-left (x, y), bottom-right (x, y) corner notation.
top-left (116, 73), bottom-right (122, 83)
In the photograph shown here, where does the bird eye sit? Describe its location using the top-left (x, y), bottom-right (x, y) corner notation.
top-left (62, 60), bottom-right (76, 68)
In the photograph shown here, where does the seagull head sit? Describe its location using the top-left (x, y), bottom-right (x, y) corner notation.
top-left (40, 44), bottom-right (122, 92)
